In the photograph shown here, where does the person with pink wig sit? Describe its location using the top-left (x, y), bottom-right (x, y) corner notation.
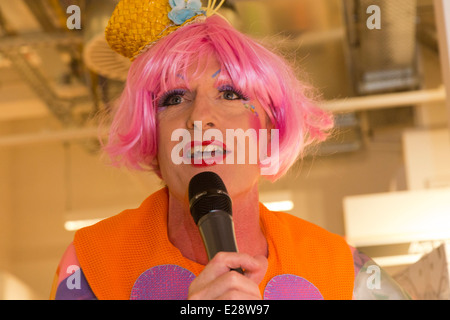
top-left (51, 0), bottom-right (410, 300)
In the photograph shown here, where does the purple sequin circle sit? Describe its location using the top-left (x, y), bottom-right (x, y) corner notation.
top-left (130, 264), bottom-right (323, 300)
top-left (263, 274), bottom-right (324, 300)
top-left (130, 264), bottom-right (196, 300)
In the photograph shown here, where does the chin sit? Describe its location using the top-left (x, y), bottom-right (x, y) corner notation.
top-left (166, 163), bottom-right (259, 190)
top-left (203, 165), bottom-right (260, 197)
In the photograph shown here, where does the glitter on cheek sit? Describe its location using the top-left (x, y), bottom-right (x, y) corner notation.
top-left (251, 105), bottom-right (259, 117)
top-left (242, 102), bottom-right (259, 118)
top-left (246, 104), bottom-right (263, 133)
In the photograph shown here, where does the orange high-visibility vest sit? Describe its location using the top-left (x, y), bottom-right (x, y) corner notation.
top-left (74, 188), bottom-right (354, 300)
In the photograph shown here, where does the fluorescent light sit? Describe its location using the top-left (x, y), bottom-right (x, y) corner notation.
top-left (344, 188), bottom-right (450, 247)
top-left (260, 190), bottom-right (294, 212)
top-left (372, 254), bottom-right (423, 267)
top-left (64, 218), bottom-right (104, 231)
top-left (263, 200), bottom-right (294, 212)
top-left (63, 204), bottom-right (138, 232)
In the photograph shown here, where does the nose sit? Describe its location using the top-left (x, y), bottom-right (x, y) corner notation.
top-left (186, 93), bottom-right (216, 130)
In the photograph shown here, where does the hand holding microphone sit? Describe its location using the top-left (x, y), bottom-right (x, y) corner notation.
top-left (187, 171), bottom-right (267, 300)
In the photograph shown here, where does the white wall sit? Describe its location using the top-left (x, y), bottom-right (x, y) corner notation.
top-left (0, 122), bottom-right (12, 273)
top-left (260, 128), bottom-right (406, 236)
top-left (1, 117), bottom-right (163, 299)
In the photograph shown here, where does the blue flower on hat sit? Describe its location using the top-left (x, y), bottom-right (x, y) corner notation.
top-left (168, 0), bottom-right (205, 25)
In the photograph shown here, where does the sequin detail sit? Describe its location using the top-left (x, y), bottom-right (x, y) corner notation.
top-left (130, 264), bottom-right (196, 300)
top-left (263, 274), bottom-right (324, 300)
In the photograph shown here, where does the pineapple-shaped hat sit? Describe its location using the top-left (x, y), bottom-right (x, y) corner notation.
top-left (105, 0), bottom-right (225, 60)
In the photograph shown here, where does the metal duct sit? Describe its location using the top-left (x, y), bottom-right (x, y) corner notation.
top-left (0, 0), bottom-right (92, 125)
top-left (343, 0), bottom-right (420, 95)
top-left (23, 0), bottom-right (62, 32)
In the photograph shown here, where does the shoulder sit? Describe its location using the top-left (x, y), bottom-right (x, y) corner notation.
top-left (50, 243), bottom-right (97, 300)
top-left (260, 206), bottom-right (353, 272)
top-left (350, 246), bottom-right (412, 300)
top-left (261, 208), bottom-right (348, 246)
top-left (75, 188), bottom-right (168, 244)
top-left (260, 206), bottom-right (355, 299)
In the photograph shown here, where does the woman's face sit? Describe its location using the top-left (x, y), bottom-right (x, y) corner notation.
top-left (156, 58), bottom-right (272, 203)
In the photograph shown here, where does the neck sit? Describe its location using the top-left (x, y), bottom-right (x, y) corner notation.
top-left (167, 184), bottom-right (267, 265)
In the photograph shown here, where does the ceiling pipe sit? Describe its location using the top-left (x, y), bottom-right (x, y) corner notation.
top-left (322, 86), bottom-right (446, 112)
top-left (0, 127), bottom-right (108, 148)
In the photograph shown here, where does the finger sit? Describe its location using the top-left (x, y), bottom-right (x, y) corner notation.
top-left (200, 252), bottom-right (261, 284)
top-left (190, 268), bottom-right (262, 300)
top-left (188, 252), bottom-right (267, 300)
top-left (244, 254), bottom-right (268, 284)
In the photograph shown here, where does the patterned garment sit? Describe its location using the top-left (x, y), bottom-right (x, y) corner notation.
top-left (50, 243), bottom-right (411, 300)
top-left (50, 188), bottom-right (411, 300)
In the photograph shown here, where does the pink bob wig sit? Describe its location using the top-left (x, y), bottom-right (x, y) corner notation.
top-left (103, 15), bottom-right (333, 182)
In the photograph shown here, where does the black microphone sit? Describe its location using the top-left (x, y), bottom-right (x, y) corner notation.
top-left (188, 171), bottom-right (244, 274)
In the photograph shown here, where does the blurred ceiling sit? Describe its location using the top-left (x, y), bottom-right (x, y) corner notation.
top-left (0, 0), bottom-right (442, 153)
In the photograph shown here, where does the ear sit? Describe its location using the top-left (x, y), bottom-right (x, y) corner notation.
top-left (151, 155), bottom-right (159, 169)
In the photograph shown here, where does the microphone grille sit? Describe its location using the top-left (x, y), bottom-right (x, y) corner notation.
top-left (189, 171), bottom-right (227, 198)
top-left (188, 171), bottom-right (232, 224)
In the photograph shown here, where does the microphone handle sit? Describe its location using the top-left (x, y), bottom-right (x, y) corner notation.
top-left (197, 210), bottom-right (244, 275)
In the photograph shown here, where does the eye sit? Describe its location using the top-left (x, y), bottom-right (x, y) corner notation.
top-left (222, 90), bottom-right (240, 100)
top-left (166, 95), bottom-right (183, 105)
top-left (158, 89), bottom-right (187, 107)
top-left (218, 85), bottom-right (249, 101)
